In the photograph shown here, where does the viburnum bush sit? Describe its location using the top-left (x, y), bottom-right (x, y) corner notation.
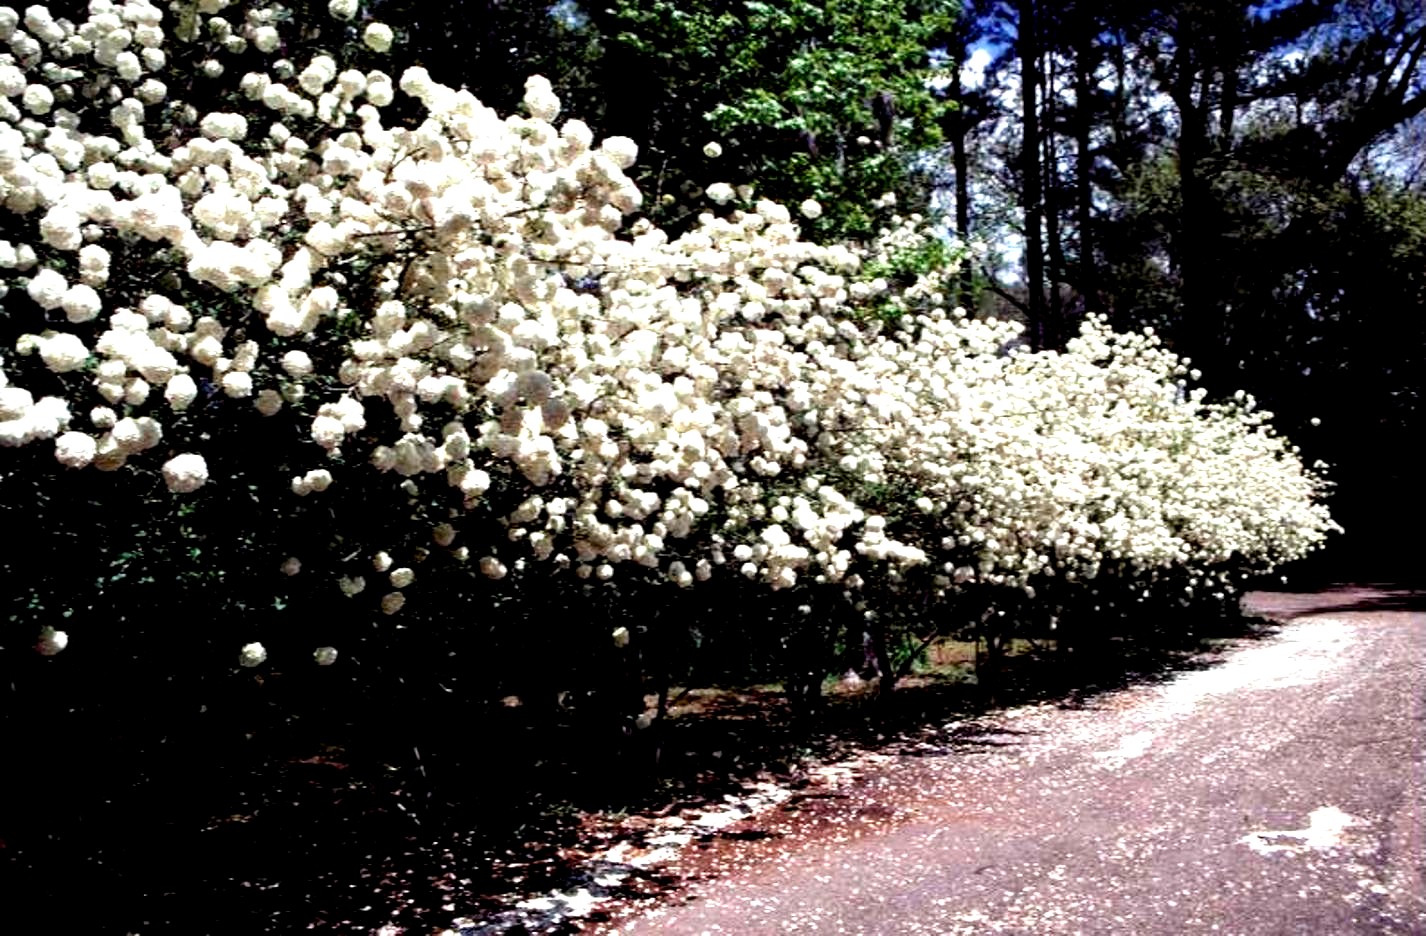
top-left (0, 0), bottom-right (1336, 684)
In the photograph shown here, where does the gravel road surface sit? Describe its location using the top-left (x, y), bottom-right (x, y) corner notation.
top-left (609, 589), bottom-right (1425, 935)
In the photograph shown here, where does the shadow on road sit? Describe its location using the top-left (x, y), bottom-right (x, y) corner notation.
top-left (1243, 585), bottom-right (1426, 620)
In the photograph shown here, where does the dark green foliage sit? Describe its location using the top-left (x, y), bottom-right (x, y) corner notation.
top-left (591, 0), bottom-right (957, 237)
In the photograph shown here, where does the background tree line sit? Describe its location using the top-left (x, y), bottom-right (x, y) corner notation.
top-left (943, 0), bottom-right (1424, 582)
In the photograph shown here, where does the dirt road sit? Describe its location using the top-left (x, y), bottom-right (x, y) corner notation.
top-left (609, 589), bottom-right (1425, 935)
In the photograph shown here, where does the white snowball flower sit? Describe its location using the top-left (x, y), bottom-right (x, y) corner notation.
top-left (380, 591), bottom-right (405, 614)
top-left (62, 284), bottom-right (102, 323)
top-left (39, 332), bottom-right (89, 373)
top-left (252, 25), bottom-right (279, 53)
top-left (162, 453), bottom-right (209, 493)
top-left (600, 136), bottom-right (638, 169)
top-left (78, 244), bottom-right (110, 287)
top-left (298, 55), bottom-right (337, 95)
top-left (363, 22), bottom-right (393, 53)
top-left (112, 418), bottom-right (145, 451)
top-left (458, 468), bottom-right (490, 497)
top-left (37, 626), bottom-right (68, 656)
top-left (165, 374), bottom-right (198, 412)
top-left (0, 387), bottom-right (32, 422)
top-left (221, 371), bottom-right (253, 398)
top-left (40, 206), bottom-right (82, 251)
top-left (22, 83), bottom-right (53, 115)
top-left (706, 182), bottom-right (735, 205)
top-left (124, 379), bottom-right (151, 407)
top-left (239, 642), bottom-right (267, 668)
top-left (799, 198), bottom-right (823, 220)
top-left (199, 112), bottom-right (249, 141)
top-left (281, 350), bottom-right (313, 377)
top-left (0, 64), bottom-right (23, 96)
top-left (311, 415), bottom-right (344, 449)
top-left (366, 75), bottom-right (394, 106)
top-left (27, 268), bottom-right (67, 310)
top-left (328, 0), bottom-right (359, 20)
top-left (338, 575), bottom-right (365, 597)
top-left (389, 567), bottom-right (414, 588)
top-left (314, 646), bottom-right (339, 666)
top-left (54, 431), bottom-right (97, 468)
top-left (432, 523), bottom-right (456, 547)
top-left (136, 78), bottom-right (167, 104)
top-left (522, 75), bottom-right (558, 121)
top-left (19, 396), bottom-right (70, 443)
top-left (89, 406), bottom-right (116, 429)
top-left (292, 465), bottom-right (333, 493)
top-left (281, 556), bottom-right (302, 576)
top-left (305, 468), bottom-right (333, 492)
top-left (703, 141), bottom-right (722, 158)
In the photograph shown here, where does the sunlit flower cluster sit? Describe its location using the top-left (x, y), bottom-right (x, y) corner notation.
top-left (0, 1), bottom-right (1335, 663)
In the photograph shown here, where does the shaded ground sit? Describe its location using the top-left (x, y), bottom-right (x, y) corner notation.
top-left (4, 622), bottom-right (1237, 934)
top-left (5, 587), bottom-right (1418, 933)
top-left (602, 588), bottom-right (1426, 934)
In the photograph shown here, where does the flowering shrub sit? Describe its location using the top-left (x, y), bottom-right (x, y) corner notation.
top-left (0, 0), bottom-right (1335, 681)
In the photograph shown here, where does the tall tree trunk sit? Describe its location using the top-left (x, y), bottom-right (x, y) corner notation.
top-left (951, 70), bottom-right (974, 311)
top-left (1106, 28), bottom-right (1130, 331)
top-left (1171, 19), bottom-right (1211, 358)
top-left (868, 613), bottom-right (895, 704)
top-left (1217, 37), bottom-right (1239, 151)
top-left (946, 31), bottom-right (981, 313)
top-left (1043, 48), bottom-right (1065, 347)
top-left (1018, 0), bottom-right (1046, 347)
top-left (1074, 7), bottom-right (1096, 318)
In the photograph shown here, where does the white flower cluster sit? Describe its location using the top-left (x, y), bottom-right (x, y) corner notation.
top-left (800, 309), bottom-right (1338, 595)
top-left (238, 641), bottom-right (266, 667)
top-left (36, 625), bottom-right (68, 656)
top-left (0, 1), bottom-right (1335, 663)
top-left (161, 452), bottom-right (208, 492)
top-left (0, 382), bottom-right (70, 448)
